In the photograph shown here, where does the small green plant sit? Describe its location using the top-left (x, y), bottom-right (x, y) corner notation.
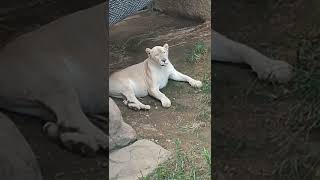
top-left (202, 148), bottom-right (211, 175)
top-left (201, 79), bottom-right (211, 94)
top-left (186, 41), bottom-right (207, 63)
top-left (196, 110), bottom-right (211, 122)
top-left (197, 72), bottom-right (211, 105)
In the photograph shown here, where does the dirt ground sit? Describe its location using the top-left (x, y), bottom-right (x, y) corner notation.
top-left (109, 10), bottom-right (211, 177)
top-left (213, 0), bottom-right (320, 179)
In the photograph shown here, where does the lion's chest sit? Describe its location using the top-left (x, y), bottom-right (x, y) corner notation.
top-left (158, 75), bottom-right (169, 89)
top-left (154, 68), bottom-right (170, 89)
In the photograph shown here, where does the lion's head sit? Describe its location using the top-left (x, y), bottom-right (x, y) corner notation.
top-left (145, 43), bottom-right (169, 66)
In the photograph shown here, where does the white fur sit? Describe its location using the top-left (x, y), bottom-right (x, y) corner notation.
top-left (212, 30), bottom-right (293, 83)
top-left (109, 43), bottom-right (202, 110)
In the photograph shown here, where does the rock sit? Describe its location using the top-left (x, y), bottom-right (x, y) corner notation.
top-left (109, 139), bottom-right (171, 180)
top-left (0, 113), bottom-right (42, 180)
top-left (109, 98), bottom-right (137, 151)
top-left (153, 0), bottom-right (211, 21)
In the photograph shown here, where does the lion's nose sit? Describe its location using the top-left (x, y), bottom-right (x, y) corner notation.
top-left (161, 59), bottom-right (166, 63)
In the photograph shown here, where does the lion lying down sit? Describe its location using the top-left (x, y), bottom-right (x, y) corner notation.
top-left (109, 43), bottom-right (203, 110)
top-left (212, 30), bottom-right (293, 83)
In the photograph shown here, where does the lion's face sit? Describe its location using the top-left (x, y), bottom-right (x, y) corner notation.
top-left (146, 44), bottom-right (169, 66)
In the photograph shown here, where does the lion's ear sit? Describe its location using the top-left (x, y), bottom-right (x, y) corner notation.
top-left (163, 43), bottom-right (169, 50)
top-left (145, 48), bottom-right (151, 55)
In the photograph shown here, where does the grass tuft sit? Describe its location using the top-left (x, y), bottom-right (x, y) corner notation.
top-left (186, 41), bottom-right (208, 63)
top-left (140, 139), bottom-right (211, 180)
top-left (273, 37), bottom-right (320, 180)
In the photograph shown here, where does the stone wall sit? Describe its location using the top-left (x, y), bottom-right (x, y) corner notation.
top-left (153, 0), bottom-right (211, 21)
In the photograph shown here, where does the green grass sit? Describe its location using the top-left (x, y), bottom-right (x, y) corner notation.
top-left (186, 41), bottom-right (208, 63)
top-left (140, 139), bottom-right (211, 180)
top-left (196, 110), bottom-right (211, 122)
top-left (200, 72), bottom-right (211, 105)
top-left (287, 38), bottom-right (320, 132)
top-left (273, 154), bottom-right (319, 180)
top-left (273, 38), bottom-right (320, 180)
top-left (202, 148), bottom-right (211, 174)
top-left (201, 78), bottom-right (211, 94)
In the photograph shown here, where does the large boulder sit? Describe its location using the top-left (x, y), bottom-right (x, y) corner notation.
top-left (109, 98), bottom-right (137, 151)
top-left (109, 139), bottom-right (171, 179)
top-left (153, 0), bottom-right (211, 21)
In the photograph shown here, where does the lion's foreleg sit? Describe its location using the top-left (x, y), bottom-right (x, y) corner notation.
top-left (212, 30), bottom-right (293, 83)
top-left (40, 87), bottom-right (108, 154)
top-left (169, 70), bottom-right (202, 88)
top-left (121, 89), bottom-right (150, 110)
top-left (148, 86), bottom-right (171, 108)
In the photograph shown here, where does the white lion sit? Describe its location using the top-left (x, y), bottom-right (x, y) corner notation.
top-left (212, 30), bottom-right (293, 83)
top-left (109, 43), bottom-right (202, 110)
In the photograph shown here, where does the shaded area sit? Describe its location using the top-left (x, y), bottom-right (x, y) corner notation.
top-left (0, 0), bottom-right (104, 47)
top-left (213, 0), bottom-right (320, 179)
top-left (0, 1), bottom-right (107, 179)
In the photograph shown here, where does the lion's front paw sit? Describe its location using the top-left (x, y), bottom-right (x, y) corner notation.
top-left (60, 132), bottom-right (99, 155)
top-left (43, 122), bottom-right (59, 139)
top-left (190, 80), bottom-right (203, 88)
top-left (254, 59), bottom-right (293, 83)
top-left (58, 123), bottom-right (109, 155)
top-left (127, 103), bottom-right (141, 110)
top-left (142, 105), bottom-right (151, 110)
top-left (161, 97), bottom-right (171, 108)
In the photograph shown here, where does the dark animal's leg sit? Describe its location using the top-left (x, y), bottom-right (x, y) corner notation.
top-left (212, 30), bottom-right (293, 83)
top-left (41, 86), bottom-right (108, 154)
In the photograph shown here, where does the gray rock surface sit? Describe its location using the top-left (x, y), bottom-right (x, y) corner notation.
top-left (109, 98), bottom-right (137, 151)
top-left (153, 0), bottom-right (211, 21)
top-left (109, 139), bottom-right (171, 180)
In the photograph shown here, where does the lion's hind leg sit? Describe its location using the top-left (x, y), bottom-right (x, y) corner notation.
top-left (121, 88), bottom-right (150, 110)
top-left (110, 78), bottom-right (150, 110)
top-left (39, 85), bottom-right (108, 154)
top-left (212, 30), bottom-right (293, 83)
